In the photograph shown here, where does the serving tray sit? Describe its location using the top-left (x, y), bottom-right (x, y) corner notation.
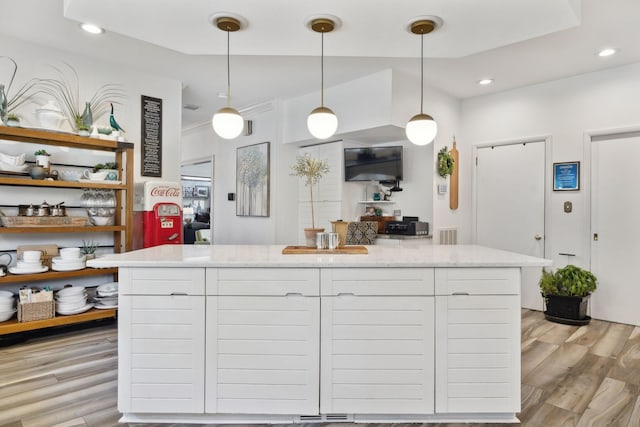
top-left (282, 245), bottom-right (368, 254)
top-left (1, 216), bottom-right (88, 227)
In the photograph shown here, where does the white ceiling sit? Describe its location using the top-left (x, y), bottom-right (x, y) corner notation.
top-left (0, 0), bottom-right (639, 128)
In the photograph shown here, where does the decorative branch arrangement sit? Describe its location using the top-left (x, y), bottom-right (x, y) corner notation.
top-left (290, 153), bottom-right (329, 229)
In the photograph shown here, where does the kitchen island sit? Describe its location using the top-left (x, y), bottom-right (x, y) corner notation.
top-left (89, 244), bottom-right (550, 425)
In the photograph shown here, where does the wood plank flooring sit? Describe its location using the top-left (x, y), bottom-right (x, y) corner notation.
top-left (1, 310), bottom-right (639, 426)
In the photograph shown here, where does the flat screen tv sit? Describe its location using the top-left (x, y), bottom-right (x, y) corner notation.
top-left (344, 146), bottom-right (403, 182)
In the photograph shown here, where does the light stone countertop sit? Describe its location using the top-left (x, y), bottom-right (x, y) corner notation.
top-left (87, 244), bottom-right (551, 269)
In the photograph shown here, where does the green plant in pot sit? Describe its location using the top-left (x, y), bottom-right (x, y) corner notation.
top-left (94, 162), bottom-right (118, 180)
top-left (290, 153), bottom-right (330, 247)
top-left (539, 265), bottom-right (597, 325)
top-left (81, 239), bottom-right (98, 260)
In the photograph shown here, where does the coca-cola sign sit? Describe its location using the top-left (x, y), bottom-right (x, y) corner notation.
top-left (150, 186), bottom-right (180, 198)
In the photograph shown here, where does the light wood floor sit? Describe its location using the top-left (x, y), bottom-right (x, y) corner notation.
top-left (1, 310), bottom-right (639, 427)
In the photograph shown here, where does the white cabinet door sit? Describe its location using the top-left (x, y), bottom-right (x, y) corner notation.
top-left (435, 268), bottom-right (520, 414)
top-left (118, 267), bottom-right (206, 414)
top-left (205, 268), bottom-right (320, 415)
top-left (320, 268), bottom-right (435, 414)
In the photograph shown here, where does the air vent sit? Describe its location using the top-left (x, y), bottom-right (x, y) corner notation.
top-left (439, 227), bottom-right (458, 245)
top-left (296, 414), bottom-right (351, 423)
top-left (183, 104), bottom-right (200, 111)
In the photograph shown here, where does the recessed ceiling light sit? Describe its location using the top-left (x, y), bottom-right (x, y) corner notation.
top-left (80, 23), bottom-right (104, 35)
top-left (598, 48), bottom-right (617, 57)
top-left (478, 78), bottom-right (494, 86)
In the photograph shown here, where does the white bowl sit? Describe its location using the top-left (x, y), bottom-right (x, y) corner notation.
top-left (56, 301), bottom-right (86, 311)
top-left (0, 291), bottom-right (14, 300)
top-left (17, 260), bottom-right (43, 269)
top-left (97, 283), bottom-right (118, 296)
top-left (89, 215), bottom-right (115, 226)
top-left (56, 293), bottom-right (87, 304)
top-left (0, 309), bottom-right (16, 322)
top-left (0, 301), bottom-right (14, 311)
top-left (60, 170), bottom-right (82, 182)
top-left (22, 250), bottom-right (42, 262)
top-left (56, 286), bottom-right (86, 297)
top-left (60, 248), bottom-right (81, 260)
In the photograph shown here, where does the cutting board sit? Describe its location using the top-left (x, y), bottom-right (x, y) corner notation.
top-left (282, 245), bottom-right (368, 254)
top-left (450, 140), bottom-right (459, 210)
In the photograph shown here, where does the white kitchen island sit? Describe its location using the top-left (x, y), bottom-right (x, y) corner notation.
top-left (89, 244), bottom-right (550, 425)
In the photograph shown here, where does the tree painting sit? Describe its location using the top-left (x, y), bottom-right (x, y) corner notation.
top-left (236, 142), bottom-right (270, 216)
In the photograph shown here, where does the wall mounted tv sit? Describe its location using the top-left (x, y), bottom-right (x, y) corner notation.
top-left (344, 146), bottom-right (403, 182)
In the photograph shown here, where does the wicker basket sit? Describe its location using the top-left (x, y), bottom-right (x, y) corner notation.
top-left (18, 300), bottom-right (55, 322)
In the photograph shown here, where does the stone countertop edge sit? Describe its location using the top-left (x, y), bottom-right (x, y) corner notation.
top-left (87, 244), bottom-right (552, 269)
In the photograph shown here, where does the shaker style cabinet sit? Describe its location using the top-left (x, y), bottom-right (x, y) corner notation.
top-left (0, 126), bottom-right (133, 334)
top-left (205, 268), bottom-right (320, 415)
top-left (117, 268), bottom-right (206, 414)
top-left (434, 268), bottom-right (521, 414)
top-left (320, 268), bottom-right (435, 414)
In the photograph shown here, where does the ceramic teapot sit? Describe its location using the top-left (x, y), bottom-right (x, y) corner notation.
top-left (34, 101), bottom-right (67, 130)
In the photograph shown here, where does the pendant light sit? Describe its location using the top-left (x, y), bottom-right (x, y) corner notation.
top-left (212, 16), bottom-right (244, 140)
top-left (307, 17), bottom-right (338, 140)
top-left (406, 17), bottom-right (441, 146)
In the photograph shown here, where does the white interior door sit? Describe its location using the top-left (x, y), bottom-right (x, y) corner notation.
top-left (591, 134), bottom-right (640, 326)
top-left (476, 141), bottom-right (546, 310)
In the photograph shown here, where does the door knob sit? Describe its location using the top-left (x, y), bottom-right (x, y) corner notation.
top-left (534, 234), bottom-right (542, 240)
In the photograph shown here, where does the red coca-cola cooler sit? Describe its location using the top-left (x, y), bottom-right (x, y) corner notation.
top-left (133, 181), bottom-right (183, 249)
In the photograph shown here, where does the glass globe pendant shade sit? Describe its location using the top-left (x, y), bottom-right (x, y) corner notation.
top-left (406, 113), bottom-right (438, 146)
top-left (307, 106), bottom-right (338, 139)
top-left (212, 107), bottom-right (244, 140)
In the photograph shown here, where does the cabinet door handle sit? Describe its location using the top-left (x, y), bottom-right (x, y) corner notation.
top-left (451, 292), bottom-right (469, 296)
top-left (337, 293), bottom-right (356, 297)
top-left (170, 292), bottom-right (188, 296)
top-left (285, 293), bottom-right (303, 297)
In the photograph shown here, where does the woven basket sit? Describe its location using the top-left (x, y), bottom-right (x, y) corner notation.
top-left (18, 301), bottom-right (55, 322)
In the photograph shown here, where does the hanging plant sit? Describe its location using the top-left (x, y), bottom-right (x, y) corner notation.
top-left (438, 146), bottom-right (455, 177)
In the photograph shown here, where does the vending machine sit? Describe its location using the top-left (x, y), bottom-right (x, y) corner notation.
top-left (133, 181), bottom-right (183, 249)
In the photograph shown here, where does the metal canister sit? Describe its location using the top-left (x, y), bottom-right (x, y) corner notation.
top-left (25, 204), bottom-right (34, 216)
top-left (328, 232), bottom-right (339, 250)
top-left (316, 232), bottom-right (328, 250)
top-left (37, 201), bottom-right (50, 216)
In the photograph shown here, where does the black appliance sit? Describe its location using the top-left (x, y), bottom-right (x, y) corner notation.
top-left (385, 216), bottom-right (429, 236)
top-left (344, 146), bottom-right (403, 182)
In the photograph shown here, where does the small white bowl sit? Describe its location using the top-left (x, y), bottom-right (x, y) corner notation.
top-left (60, 247), bottom-right (81, 260)
top-left (60, 170), bottom-right (82, 182)
top-left (0, 309), bottom-right (16, 322)
top-left (0, 301), bottom-right (14, 311)
top-left (0, 291), bottom-right (14, 300)
top-left (56, 286), bottom-right (86, 297)
top-left (56, 293), bottom-right (87, 304)
top-left (97, 282), bottom-right (118, 296)
top-left (22, 250), bottom-right (42, 262)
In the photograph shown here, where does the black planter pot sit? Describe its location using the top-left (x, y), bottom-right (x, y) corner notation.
top-left (543, 294), bottom-right (591, 325)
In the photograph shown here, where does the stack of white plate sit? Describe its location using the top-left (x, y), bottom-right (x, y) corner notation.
top-left (9, 260), bottom-right (48, 275)
top-left (0, 291), bottom-right (16, 322)
top-left (52, 255), bottom-right (86, 272)
top-left (55, 286), bottom-right (93, 315)
top-left (94, 282), bottom-right (118, 309)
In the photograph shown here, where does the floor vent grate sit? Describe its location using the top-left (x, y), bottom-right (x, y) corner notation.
top-left (297, 414), bottom-right (351, 423)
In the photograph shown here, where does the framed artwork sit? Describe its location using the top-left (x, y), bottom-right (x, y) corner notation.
top-left (196, 186), bottom-right (209, 198)
top-left (553, 161), bottom-right (580, 191)
top-left (236, 141), bottom-right (270, 216)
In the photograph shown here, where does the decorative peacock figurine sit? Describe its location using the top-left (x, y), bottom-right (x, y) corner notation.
top-left (109, 102), bottom-right (125, 133)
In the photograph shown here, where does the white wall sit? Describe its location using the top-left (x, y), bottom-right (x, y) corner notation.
top-left (461, 61), bottom-right (640, 268)
top-left (0, 34), bottom-right (182, 183)
top-left (182, 102), bottom-right (300, 244)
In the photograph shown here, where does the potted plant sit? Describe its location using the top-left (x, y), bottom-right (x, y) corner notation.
top-left (39, 62), bottom-right (125, 132)
top-left (34, 149), bottom-right (51, 168)
top-left (6, 113), bottom-right (20, 127)
top-left (94, 162), bottom-right (118, 180)
top-left (290, 153), bottom-right (330, 247)
top-left (539, 265), bottom-right (597, 325)
top-left (81, 240), bottom-right (98, 260)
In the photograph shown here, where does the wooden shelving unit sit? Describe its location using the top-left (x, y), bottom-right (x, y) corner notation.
top-left (0, 126), bottom-right (133, 334)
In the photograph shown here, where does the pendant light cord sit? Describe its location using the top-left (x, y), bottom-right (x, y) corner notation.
top-left (320, 30), bottom-right (325, 108)
top-left (420, 32), bottom-right (424, 115)
top-left (226, 29), bottom-right (231, 108)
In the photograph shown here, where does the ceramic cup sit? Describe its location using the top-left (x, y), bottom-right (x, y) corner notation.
top-left (22, 250), bottom-right (42, 262)
top-left (60, 247), bottom-right (81, 260)
top-left (81, 170), bottom-right (108, 180)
